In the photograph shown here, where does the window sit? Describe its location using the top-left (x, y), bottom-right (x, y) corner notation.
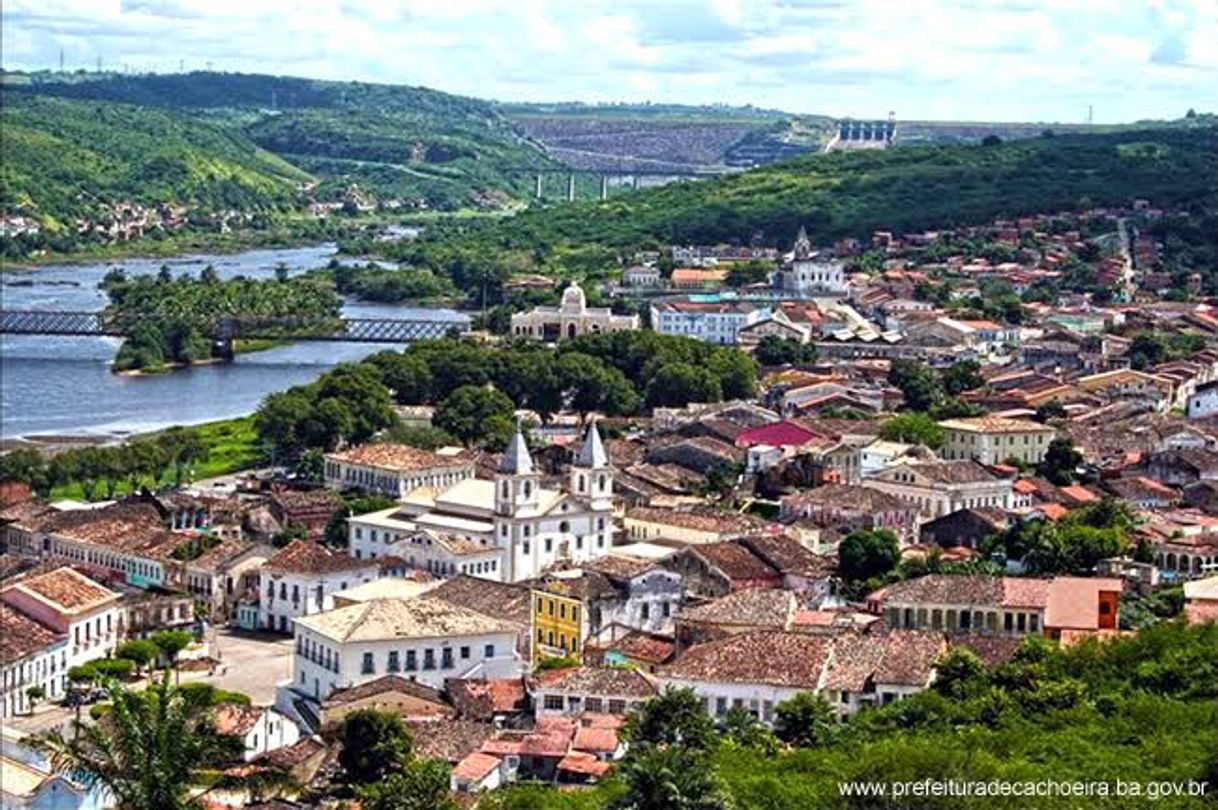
top-left (484, 644), bottom-right (495, 658)
top-left (572, 607), bottom-right (579, 623)
top-left (460, 646), bottom-right (470, 659)
top-left (641, 603), bottom-right (650, 620)
top-left (388, 651), bottom-right (400, 672)
top-left (536, 597), bottom-right (544, 614)
top-left (559, 521), bottom-right (570, 533)
top-left (361, 653), bottom-right (374, 675)
top-left (714, 697), bottom-right (727, 716)
top-left (441, 648), bottom-right (454, 669)
top-left (423, 649), bottom-right (435, 670)
top-left (559, 603), bottom-right (566, 619)
top-left (545, 538), bottom-right (552, 553)
top-left (544, 694), bottom-right (564, 710)
top-left (586, 697), bottom-right (603, 713)
top-left (608, 699), bottom-right (627, 714)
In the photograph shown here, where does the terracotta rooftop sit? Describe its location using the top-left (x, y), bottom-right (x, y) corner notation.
top-left (407, 718), bottom-right (498, 763)
top-left (593, 630), bottom-right (676, 664)
top-left (447, 678), bottom-right (528, 719)
top-left (689, 541), bottom-right (780, 582)
top-left (824, 630), bottom-right (946, 691)
top-left (428, 575), bottom-right (533, 627)
top-left (572, 726), bottom-right (619, 754)
top-left (678, 588), bottom-right (796, 628)
top-left (898, 460), bottom-right (1004, 485)
top-left (295, 596), bottom-right (517, 643)
top-left (324, 674), bottom-right (450, 711)
top-left (0, 603), bottom-right (62, 664)
top-left (557, 751), bottom-right (611, 777)
top-left (533, 665), bottom-right (658, 699)
top-left (625, 506), bottom-right (776, 535)
top-left (661, 631), bottom-right (832, 689)
top-left (213, 703), bottom-right (265, 737)
top-left (782, 484), bottom-right (913, 514)
top-left (452, 751), bottom-right (502, 782)
top-left (326, 443), bottom-right (469, 471)
top-left (263, 539), bottom-right (374, 575)
top-left (3, 566), bottom-right (119, 613)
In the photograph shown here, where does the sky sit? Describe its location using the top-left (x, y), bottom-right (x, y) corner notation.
top-left (2, 0), bottom-right (1214, 123)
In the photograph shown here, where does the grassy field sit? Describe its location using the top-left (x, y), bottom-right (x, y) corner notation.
top-left (48, 416), bottom-right (262, 501)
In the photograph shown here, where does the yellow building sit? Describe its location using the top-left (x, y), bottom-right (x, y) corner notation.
top-left (938, 416), bottom-right (1056, 466)
top-left (531, 584), bottom-right (585, 664)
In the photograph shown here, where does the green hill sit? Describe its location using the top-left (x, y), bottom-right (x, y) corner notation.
top-left (12, 71), bottom-right (557, 211)
top-left (0, 92), bottom-right (308, 233)
top-left (419, 125), bottom-right (1218, 250)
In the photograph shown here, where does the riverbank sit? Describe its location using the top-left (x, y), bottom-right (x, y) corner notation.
top-left (41, 416), bottom-right (263, 501)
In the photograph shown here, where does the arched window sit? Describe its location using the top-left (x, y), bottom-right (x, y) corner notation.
top-left (578, 475), bottom-right (586, 493)
top-left (524, 481), bottom-right (532, 498)
top-left (501, 482), bottom-right (509, 499)
top-left (559, 521), bottom-right (570, 533)
top-left (598, 475), bottom-right (607, 491)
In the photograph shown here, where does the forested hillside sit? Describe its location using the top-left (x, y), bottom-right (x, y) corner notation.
top-left (9, 71), bottom-right (556, 211)
top-left (419, 126), bottom-right (1217, 250)
top-left (0, 93), bottom-right (307, 230)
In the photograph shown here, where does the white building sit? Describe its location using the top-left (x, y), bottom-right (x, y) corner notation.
top-left (1, 567), bottom-right (124, 675)
top-left (0, 605), bottom-right (67, 720)
top-left (324, 443), bottom-right (474, 500)
top-left (288, 597), bottom-right (522, 703)
top-left (650, 298), bottom-right (770, 345)
top-left (213, 704), bottom-right (301, 761)
top-left (862, 460), bottom-right (1015, 520)
top-left (349, 510), bottom-right (504, 580)
top-left (778, 227), bottom-right (848, 297)
top-left (257, 540), bottom-right (383, 633)
top-left (391, 423), bottom-right (617, 582)
top-left (510, 283), bottom-right (639, 341)
top-left (1187, 380), bottom-right (1218, 420)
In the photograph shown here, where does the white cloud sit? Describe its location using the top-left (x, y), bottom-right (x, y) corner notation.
top-left (0, 0), bottom-right (1212, 120)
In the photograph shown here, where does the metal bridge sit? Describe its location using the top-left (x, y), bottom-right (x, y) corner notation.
top-left (0, 310), bottom-right (464, 345)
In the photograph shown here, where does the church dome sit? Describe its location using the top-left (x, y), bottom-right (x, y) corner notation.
top-left (560, 282), bottom-right (587, 313)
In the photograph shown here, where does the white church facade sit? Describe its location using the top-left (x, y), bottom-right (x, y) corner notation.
top-left (779, 227), bottom-right (848, 297)
top-left (510, 282), bottom-right (639, 341)
top-left (352, 423), bottom-right (617, 583)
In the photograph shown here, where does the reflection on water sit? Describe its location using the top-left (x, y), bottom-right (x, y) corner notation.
top-left (0, 244), bottom-right (466, 439)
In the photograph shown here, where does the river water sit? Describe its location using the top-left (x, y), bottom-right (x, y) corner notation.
top-left (0, 243), bottom-right (467, 440)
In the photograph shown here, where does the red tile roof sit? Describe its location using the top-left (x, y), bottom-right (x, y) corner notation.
top-left (661, 631), bottom-right (832, 689)
top-left (735, 421), bottom-right (826, 449)
top-left (4, 566), bottom-right (118, 612)
top-left (0, 603), bottom-right (62, 664)
top-left (452, 752), bottom-right (501, 782)
top-left (263, 539), bottom-right (374, 575)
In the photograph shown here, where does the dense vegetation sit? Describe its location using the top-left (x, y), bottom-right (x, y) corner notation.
top-left (100, 266), bottom-right (340, 371)
top-left (9, 71), bottom-right (558, 212)
top-left (487, 621), bottom-right (1218, 810)
top-left (0, 93), bottom-right (306, 236)
top-left (254, 333), bottom-right (756, 460)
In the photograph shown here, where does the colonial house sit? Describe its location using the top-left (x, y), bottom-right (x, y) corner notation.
top-left (863, 460), bottom-right (1015, 521)
top-left (623, 507), bottom-right (778, 545)
top-left (257, 540), bottom-right (382, 633)
top-left (348, 511), bottom-right (503, 580)
top-left (664, 541), bottom-right (781, 598)
top-left (938, 416), bottom-right (1056, 466)
top-left (822, 630), bottom-right (947, 715)
top-left (390, 423), bottom-right (616, 583)
top-left (286, 597), bottom-right (522, 704)
top-left (779, 485), bottom-right (921, 544)
top-left (867, 574), bottom-right (1123, 641)
top-left (1, 567), bottom-right (123, 674)
top-left (918, 507), bottom-right (1010, 550)
top-left (510, 283), bottom-right (638, 341)
top-left (659, 631), bottom-right (833, 725)
top-left (674, 588), bottom-right (799, 647)
top-left (213, 703), bottom-right (301, 761)
top-left (531, 665), bottom-right (657, 718)
top-left (323, 444), bottom-right (474, 500)
top-left (0, 604), bottom-right (66, 719)
top-left (650, 298), bottom-right (769, 345)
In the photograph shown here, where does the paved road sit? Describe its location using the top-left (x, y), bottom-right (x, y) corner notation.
top-left (201, 629), bottom-right (294, 705)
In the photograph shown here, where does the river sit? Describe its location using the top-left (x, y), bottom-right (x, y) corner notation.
top-left (0, 243), bottom-right (467, 441)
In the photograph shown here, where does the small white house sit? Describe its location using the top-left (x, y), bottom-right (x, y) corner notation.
top-left (1187, 381), bottom-right (1218, 420)
top-left (213, 703), bottom-right (301, 761)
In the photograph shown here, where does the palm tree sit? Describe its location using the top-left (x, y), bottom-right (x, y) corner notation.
top-left (612, 746), bottom-right (733, 810)
top-left (38, 677), bottom-right (290, 810)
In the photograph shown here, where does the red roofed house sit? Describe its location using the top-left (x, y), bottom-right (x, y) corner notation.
top-left (867, 574), bottom-right (1122, 640)
top-left (1, 566), bottom-right (123, 673)
top-left (735, 420), bottom-right (828, 451)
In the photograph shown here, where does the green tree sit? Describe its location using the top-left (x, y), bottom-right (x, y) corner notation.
top-left (878, 412), bottom-right (945, 449)
top-left (37, 678), bottom-right (283, 810)
top-left (338, 709), bottom-right (415, 785)
top-left (356, 758), bottom-right (458, 810)
top-left (754, 335), bottom-right (817, 366)
top-left (433, 385), bottom-right (516, 448)
top-left (940, 360), bottom-right (984, 395)
top-left (932, 648), bottom-right (987, 699)
top-left (645, 363), bottom-right (722, 409)
top-left (115, 639), bottom-right (159, 674)
top-left (838, 528), bottom-right (901, 582)
top-left (888, 359), bottom-right (943, 412)
top-left (624, 687), bottom-right (716, 751)
top-left (1038, 437), bottom-right (1083, 485)
top-left (611, 745), bottom-right (733, 810)
top-left (773, 691), bottom-right (837, 748)
top-left (1034, 398), bottom-right (1067, 423)
top-left (151, 630), bottom-right (194, 682)
top-left (718, 707), bottom-right (779, 754)
top-left (25, 685), bottom-right (45, 714)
